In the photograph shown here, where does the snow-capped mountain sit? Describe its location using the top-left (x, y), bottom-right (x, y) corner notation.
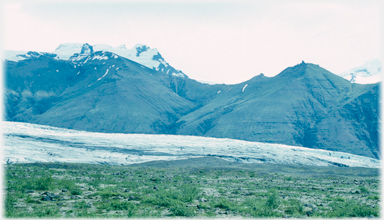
top-left (53, 43), bottom-right (84, 59)
top-left (339, 59), bottom-right (382, 84)
top-left (3, 43), bottom-right (187, 78)
top-left (3, 121), bottom-right (380, 168)
top-left (3, 50), bottom-right (59, 61)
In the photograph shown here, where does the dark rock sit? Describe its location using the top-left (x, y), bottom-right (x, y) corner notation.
top-left (62, 189), bottom-right (68, 192)
top-left (42, 195), bottom-right (54, 201)
top-left (26, 190), bottom-right (34, 193)
top-left (128, 195), bottom-right (136, 201)
top-left (306, 211), bottom-right (313, 216)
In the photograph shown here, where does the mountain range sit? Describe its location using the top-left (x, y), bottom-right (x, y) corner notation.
top-left (3, 43), bottom-right (380, 160)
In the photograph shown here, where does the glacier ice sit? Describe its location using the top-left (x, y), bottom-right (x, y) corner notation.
top-left (3, 122), bottom-right (380, 168)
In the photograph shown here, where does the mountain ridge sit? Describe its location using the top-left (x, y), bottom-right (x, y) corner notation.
top-left (3, 45), bottom-right (380, 159)
top-left (4, 43), bottom-right (188, 79)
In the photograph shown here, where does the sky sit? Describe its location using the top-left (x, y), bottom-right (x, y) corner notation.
top-left (2, 0), bottom-right (383, 84)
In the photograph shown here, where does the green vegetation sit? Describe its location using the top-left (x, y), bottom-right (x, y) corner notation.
top-left (4, 158), bottom-right (380, 218)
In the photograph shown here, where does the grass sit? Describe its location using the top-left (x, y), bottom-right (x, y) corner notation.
top-left (4, 157), bottom-right (380, 218)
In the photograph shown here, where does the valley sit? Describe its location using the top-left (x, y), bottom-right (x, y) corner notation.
top-left (4, 43), bottom-right (380, 159)
top-left (3, 43), bottom-right (381, 218)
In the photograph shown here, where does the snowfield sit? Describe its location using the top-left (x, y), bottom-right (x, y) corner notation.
top-left (3, 122), bottom-right (380, 168)
top-left (339, 59), bottom-right (381, 84)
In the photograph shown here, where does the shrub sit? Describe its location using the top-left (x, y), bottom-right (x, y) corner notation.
top-left (265, 189), bottom-right (280, 209)
top-left (181, 185), bottom-right (200, 202)
top-left (71, 188), bottom-right (83, 195)
top-left (368, 195), bottom-right (380, 200)
top-left (328, 199), bottom-right (379, 217)
top-left (5, 193), bottom-right (17, 217)
top-left (285, 198), bottom-right (303, 215)
top-left (359, 185), bottom-right (369, 194)
top-left (95, 188), bottom-right (119, 197)
top-left (58, 179), bottom-right (77, 190)
top-left (334, 196), bottom-right (345, 202)
top-left (34, 176), bottom-right (54, 190)
top-left (75, 200), bottom-right (91, 209)
top-left (110, 201), bottom-right (135, 210)
top-left (170, 204), bottom-right (195, 217)
top-left (214, 197), bottom-right (232, 210)
top-left (33, 206), bottom-right (60, 218)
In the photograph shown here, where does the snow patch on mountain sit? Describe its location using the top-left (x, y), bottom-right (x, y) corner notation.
top-left (54, 43), bottom-right (84, 59)
top-left (242, 84), bottom-right (248, 92)
top-left (92, 55), bottom-right (109, 60)
top-left (98, 69), bottom-right (109, 81)
top-left (52, 43), bottom-right (187, 78)
top-left (3, 50), bottom-right (29, 61)
top-left (4, 43), bottom-right (187, 78)
top-left (3, 51), bottom-right (58, 61)
top-left (3, 122), bottom-right (380, 168)
top-left (339, 59), bottom-right (382, 84)
top-left (69, 44), bottom-right (94, 63)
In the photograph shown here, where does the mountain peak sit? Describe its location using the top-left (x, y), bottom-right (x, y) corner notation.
top-left (116, 44), bottom-right (127, 50)
top-left (80, 43), bottom-right (94, 55)
top-left (133, 44), bottom-right (150, 57)
top-left (133, 43), bottom-right (148, 49)
top-left (68, 43), bottom-right (95, 62)
top-left (55, 43), bottom-right (84, 51)
top-left (276, 62), bottom-right (325, 79)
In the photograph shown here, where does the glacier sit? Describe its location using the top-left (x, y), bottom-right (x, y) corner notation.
top-left (339, 59), bottom-right (382, 84)
top-left (3, 122), bottom-right (379, 168)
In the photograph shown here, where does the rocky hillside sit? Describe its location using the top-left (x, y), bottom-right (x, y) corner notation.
top-left (3, 45), bottom-right (380, 159)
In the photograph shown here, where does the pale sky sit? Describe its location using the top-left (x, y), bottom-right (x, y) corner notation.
top-left (2, 1), bottom-right (383, 84)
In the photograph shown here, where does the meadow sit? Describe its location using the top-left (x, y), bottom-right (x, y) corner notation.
top-left (4, 157), bottom-right (380, 218)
